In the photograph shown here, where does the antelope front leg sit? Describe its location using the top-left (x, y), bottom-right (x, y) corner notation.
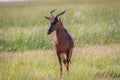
top-left (60, 62), bottom-right (62, 78)
top-left (57, 53), bottom-right (62, 78)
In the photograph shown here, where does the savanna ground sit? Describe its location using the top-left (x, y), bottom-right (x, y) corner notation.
top-left (0, 0), bottom-right (120, 80)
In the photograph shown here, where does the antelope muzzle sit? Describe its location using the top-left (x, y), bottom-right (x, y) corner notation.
top-left (47, 25), bottom-right (53, 35)
top-left (47, 29), bottom-right (51, 35)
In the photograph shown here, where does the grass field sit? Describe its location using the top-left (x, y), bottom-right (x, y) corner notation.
top-left (0, 0), bottom-right (120, 80)
top-left (0, 44), bottom-right (120, 80)
top-left (0, 0), bottom-right (120, 51)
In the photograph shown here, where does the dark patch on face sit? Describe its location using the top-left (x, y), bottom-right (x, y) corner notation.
top-left (47, 18), bottom-right (58, 35)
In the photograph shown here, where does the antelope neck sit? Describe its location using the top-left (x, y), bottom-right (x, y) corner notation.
top-left (56, 24), bottom-right (68, 44)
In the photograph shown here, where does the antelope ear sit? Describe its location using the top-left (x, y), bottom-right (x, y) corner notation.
top-left (45, 16), bottom-right (50, 20)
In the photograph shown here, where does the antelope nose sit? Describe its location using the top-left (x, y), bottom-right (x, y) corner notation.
top-left (47, 31), bottom-right (51, 35)
top-left (47, 27), bottom-right (52, 35)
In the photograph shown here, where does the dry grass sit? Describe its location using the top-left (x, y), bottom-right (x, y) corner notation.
top-left (0, 44), bottom-right (120, 80)
top-left (74, 44), bottom-right (120, 56)
top-left (1, 44), bottom-right (119, 62)
top-left (0, 0), bottom-right (120, 79)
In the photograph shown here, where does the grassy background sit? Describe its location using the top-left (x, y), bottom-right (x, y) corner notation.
top-left (0, 0), bottom-right (120, 51)
top-left (0, 0), bottom-right (120, 80)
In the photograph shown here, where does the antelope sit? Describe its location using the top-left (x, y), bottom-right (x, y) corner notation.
top-left (45, 9), bottom-right (74, 78)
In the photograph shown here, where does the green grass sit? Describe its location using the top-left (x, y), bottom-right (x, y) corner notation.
top-left (0, 0), bottom-right (120, 51)
top-left (0, 30), bottom-right (51, 51)
top-left (0, 1), bottom-right (120, 79)
top-left (0, 44), bottom-right (120, 80)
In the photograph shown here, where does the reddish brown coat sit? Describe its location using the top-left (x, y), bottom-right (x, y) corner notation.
top-left (45, 9), bottom-right (74, 78)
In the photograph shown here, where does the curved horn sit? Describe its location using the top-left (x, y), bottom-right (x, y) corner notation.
top-left (55, 9), bottom-right (66, 18)
top-left (49, 9), bottom-right (56, 17)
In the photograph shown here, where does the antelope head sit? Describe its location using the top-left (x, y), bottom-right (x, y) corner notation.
top-left (45, 9), bottom-right (66, 35)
